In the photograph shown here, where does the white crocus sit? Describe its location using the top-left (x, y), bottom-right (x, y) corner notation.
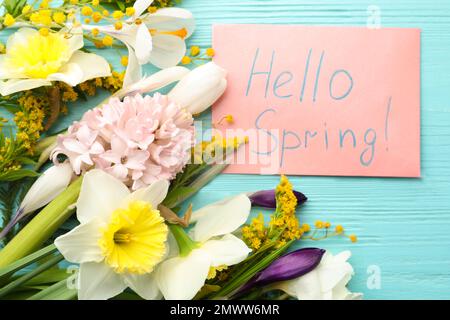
top-left (155, 194), bottom-right (252, 300)
top-left (168, 62), bottom-right (227, 115)
top-left (20, 162), bottom-right (73, 215)
top-left (0, 162), bottom-right (73, 239)
top-left (83, 0), bottom-right (194, 87)
top-left (55, 170), bottom-right (170, 300)
top-left (274, 250), bottom-right (363, 300)
top-left (0, 28), bottom-right (111, 96)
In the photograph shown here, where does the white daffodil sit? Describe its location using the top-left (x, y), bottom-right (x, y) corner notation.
top-left (155, 194), bottom-right (252, 300)
top-left (55, 169), bottom-right (170, 300)
top-left (274, 250), bottom-right (363, 300)
top-left (83, 0), bottom-right (194, 87)
top-left (168, 62), bottom-right (227, 115)
top-left (0, 27), bottom-right (111, 96)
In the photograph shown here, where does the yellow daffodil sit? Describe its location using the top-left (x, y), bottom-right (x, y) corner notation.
top-left (55, 170), bottom-right (170, 300)
top-left (0, 28), bottom-right (111, 96)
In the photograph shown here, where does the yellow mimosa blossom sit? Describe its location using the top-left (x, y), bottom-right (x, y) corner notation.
top-left (3, 14), bottom-right (15, 27)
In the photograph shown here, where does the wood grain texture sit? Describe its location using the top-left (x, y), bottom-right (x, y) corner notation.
top-left (177, 0), bottom-right (450, 299)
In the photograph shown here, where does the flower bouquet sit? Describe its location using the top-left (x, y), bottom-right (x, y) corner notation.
top-left (0, 0), bottom-right (361, 300)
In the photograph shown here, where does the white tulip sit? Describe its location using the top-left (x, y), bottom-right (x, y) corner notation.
top-left (274, 250), bottom-right (363, 300)
top-left (115, 66), bottom-right (190, 99)
top-left (55, 170), bottom-right (170, 300)
top-left (20, 162), bottom-right (73, 215)
top-left (155, 194), bottom-right (252, 300)
top-left (168, 62), bottom-right (227, 115)
top-left (0, 28), bottom-right (111, 96)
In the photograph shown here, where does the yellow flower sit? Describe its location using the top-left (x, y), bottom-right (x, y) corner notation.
top-left (120, 56), bottom-right (128, 66)
top-left (0, 28), bottom-right (111, 96)
top-left (125, 7), bottom-right (136, 16)
top-left (3, 14), bottom-right (16, 27)
top-left (81, 6), bottom-right (93, 16)
top-left (181, 56), bottom-right (191, 65)
top-left (114, 21), bottom-right (123, 30)
top-left (335, 225), bottom-right (344, 234)
top-left (39, 28), bottom-right (50, 37)
top-left (92, 12), bottom-right (102, 23)
top-left (22, 5), bottom-right (32, 14)
top-left (190, 46), bottom-right (200, 56)
top-left (102, 35), bottom-right (114, 46)
top-left (315, 220), bottom-right (324, 229)
top-left (205, 48), bottom-right (215, 57)
top-left (92, 0), bottom-right (100, 5)
top-left (112, 10), bottom-right (124, 19)
top-left (349, 234), bottom-right (358, 243)
top-left (91, 28), bottom-right (100, 37)
top-left (53, 12), bottom-right (67, 24)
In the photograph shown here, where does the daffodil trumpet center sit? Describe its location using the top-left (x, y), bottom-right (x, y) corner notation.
top-left (99, 201), bottom-right (168, 275)
top-left (168, 224), bottom-right (198, 257)
top-left (6, 31), bottom-right (71, 79)
top-left (149, 28), bottom-right (188, 39)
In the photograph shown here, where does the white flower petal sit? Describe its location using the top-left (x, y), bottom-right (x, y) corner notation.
top-left (76, 170), bottom-right (130, 224)
top-left (133, 0), bottom-right (154, 17)
top-left (0, 78), bottom-right (52, 96)
top-left (318, 253), bottom-right (354, 292)
top-left (146, 8), bottom-right (195, 38)
top-left (278, 270), bottom-right (323, 300)
top-left (20, 163), bottom-right (73, 214)
top-left (125, 179), bottom-right (169, 208)
top-left (46, 63), bottom-right (83, 87)
top-left (135, 24), bottom-right (153, 64)
top-left (123, 273), bottom-right (162, 300)
top-left (118, 66), bottom-right (189, 97)
top-left (156, 249), bottom-right (211, 300)
top-left (0, 56), bottom-right (25, 79)
top-left (185, 77), bottom-right (227, 115)
top-left (6, 27), bottom-right (37, 50)
top-left (149, 34), bottom-right (186, 69)
top-left (123, 44), bottom-right (142, 88)
top-left (201, 234), bottom-right (251, 267)
top-left (191, 194), bottom-right (251, 242)
top-left (78, 262), bottom-right (126, 300)
top-left (65, 26), bottom-right (84, 55)
top-left (54, 219), bottom-right (103, 264)
top-left (67, 51), bottom-right (111, 83)
top-left (168, 62), bottom-right (227, 114)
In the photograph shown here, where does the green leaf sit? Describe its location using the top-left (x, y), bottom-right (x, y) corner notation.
top-left (15, 157), bottom-right (37, 166)
top-left (0, 169), bottom-right (40, 182)
top-left (0, 244), bottom-right (57, 282)
top-left (0, 253), bottom-right (63, 298)
top-left (27, 278), bottom-right (77, 300)
top-left (116, 0), bottom-right (126, 11)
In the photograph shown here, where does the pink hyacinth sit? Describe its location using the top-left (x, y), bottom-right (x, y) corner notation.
top-left (52, 93), bottom-right (194, 189)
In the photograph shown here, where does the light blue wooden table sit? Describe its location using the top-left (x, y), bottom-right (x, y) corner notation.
top-left (2, 0), bottom-right (450, 300)
top-left (177, 0), bottom-right (450, 300)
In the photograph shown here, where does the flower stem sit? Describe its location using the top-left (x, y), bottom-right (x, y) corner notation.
top-left (168, 224), bottom-right (198, 257)
top-left (0, 177), bottom-right (82, 268)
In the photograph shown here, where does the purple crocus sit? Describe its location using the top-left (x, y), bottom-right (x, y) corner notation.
top-left (236, 248), bottom-right (325, 295)
top-left (249, 189), bottom-right (307, 208)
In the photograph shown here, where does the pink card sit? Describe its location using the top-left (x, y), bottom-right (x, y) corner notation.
top-left (211, 24), bottom-right (421, 177)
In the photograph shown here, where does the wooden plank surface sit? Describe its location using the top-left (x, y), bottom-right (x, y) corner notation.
top-left (178, 0), bottom-right (450, 299)
top-left (1, 0), bottom-right (449, 299)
